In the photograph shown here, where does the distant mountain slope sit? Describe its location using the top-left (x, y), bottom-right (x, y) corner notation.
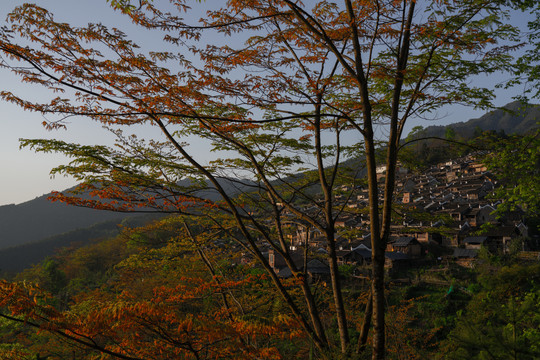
top-left (0, 219), bottom-right (121, 274)
top-left (411, 101), bottom-right (539, 139)
top-left (0, 178), bottom-right (253, 251)
top-left (0, 194), bottom-right (131, 250)
top-left (0, 213), bottom-right (163, 274)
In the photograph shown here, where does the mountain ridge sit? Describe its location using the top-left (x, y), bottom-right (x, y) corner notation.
top-left (408, 101), bottom-right (539, 139)
top-left (1, 101), bottom-right (537, 261)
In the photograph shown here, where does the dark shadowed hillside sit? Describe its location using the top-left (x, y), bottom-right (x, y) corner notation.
top-left (0, 213), bottom-right (164, 274)
top-left (0, 219), bottom-right (121, 274)
top-left (0, 178), bottom-right (252, 251)
top-left (0, 194), bottom-right (130, 250)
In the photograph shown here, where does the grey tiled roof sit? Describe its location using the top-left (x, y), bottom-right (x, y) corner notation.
top-left (453, 248), bottom-right (478, 258)
top-left (463, 236), bottom-right (487, 244)
top-left (392, 236), bottom-right (417, 246)
top-left (385, 252), bottom-right (410, 260)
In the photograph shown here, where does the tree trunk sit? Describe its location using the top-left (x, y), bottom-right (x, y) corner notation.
top-left (357, 290), bottom-right (372, 355)
top-left (327, 229), bottom-right (350, 353)
top-left (363, 132), bottom-right (386, 359)
top-left (371, 250), bottom-right (386, 359)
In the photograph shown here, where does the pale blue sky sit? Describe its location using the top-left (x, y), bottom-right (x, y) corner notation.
top-left (0, 1), bottom-right (531, 206)
top-left (0, 0), bottom-right (185, 205)
top-left (0, 1), bottom-right (124, 205)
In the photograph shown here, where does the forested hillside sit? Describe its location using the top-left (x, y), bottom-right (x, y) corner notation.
top-left (0, 213), bottom-right (164, 274)
top-left (1, 207), bottom-right (538, 359)
top-left (0, 177), bottom-right (248, 251)
top-left (412, 101), bottom-right (539, 139)
top-left (0, 194), bottom-right (129, 249)
top-left (0, 0), bottom-right (538, 358)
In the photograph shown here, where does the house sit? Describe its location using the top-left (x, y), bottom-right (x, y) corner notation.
top-left (335, 216), bottom-right (359, 228)
top-left (477, 205), bottom-right (497, 225)
top-left (470, 162), bottom-right (487, 173)
top-left (435, 204), bottom-right (471, 222)
top-left (387, 237), bottom-right (422, 258)
top-left (462, 236), bottom-right (487, 250)
top-left (464, 208), bottom-right (481, 227)
top-left (277, 258), bottom-right (330, 282)
top-left (446, 170), bottom-right (459, 182)
top-left (268, 249), bottom-right (304, 273)
top-left (410, 230), bottom-right (439, 244)
top-left (384, 251), bottom-right (411, 271)
top-left (336, 248), bottom-right (372, 266)
top-left (402, 192), bottom-right (413, 203)
top-left (337, 236), bottom-right (371, 251)
top-left (452, 248), bottom-right (478, 268)
top-left (336, 250), bottom-right (355, 265)
top-left (441, 229), bottom-right (460, 247)
top-left (402, 178), bottom-right (417, 192)
top-left (483, 225), bottom-right (521, 253)
top-left (500, 207), bottom-right (526, 225)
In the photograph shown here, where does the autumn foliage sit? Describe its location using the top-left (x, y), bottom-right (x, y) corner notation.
top-left (0, 0), bottom-right (531, 358)
top-left (0, 222), bottom-right (309, 359)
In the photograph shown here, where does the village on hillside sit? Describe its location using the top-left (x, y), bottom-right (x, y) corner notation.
top-left (246, 153), bottom-right (539, 280)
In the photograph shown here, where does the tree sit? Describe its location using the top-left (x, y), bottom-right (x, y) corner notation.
top-left (445, 127), bottom-right (457, 141)
top-left (482, 129), bottom-right (540, 222)
top-left (486, 0), bottom-right (540, 230)
top-left (0, 230), bottom-right (302, 360)
top-left (506, 0), bottom-right (540, 103)
top-left (0, 1), bottom-right (522, 358)
top-left (443, 263), bottom-right (540, 360)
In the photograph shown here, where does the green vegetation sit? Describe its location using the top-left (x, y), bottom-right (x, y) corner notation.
top-left (1, 222), bottom-right (538, 359)
top-left (443, 263), bottom-right (540, 359)
top-left (0, 0), bottom-right (539, 358)
top-left (482, 129), bottom-right (540, 221)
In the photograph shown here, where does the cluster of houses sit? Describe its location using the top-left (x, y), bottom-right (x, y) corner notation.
top-left (258, 153), bottom-right (538, 279)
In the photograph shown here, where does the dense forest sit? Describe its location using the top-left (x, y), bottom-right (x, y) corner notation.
top-left (1, 203), bottom-right (539, 359)
top-left (1, 0), bottom-right (540, 359)
top-left (1, 127), bottom-right (539, 359)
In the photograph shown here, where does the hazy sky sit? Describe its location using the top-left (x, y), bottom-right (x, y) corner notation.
top-left (0, 0), bottom-right (168, 206)
top-left (0, 1), bottom-right (530, 206)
